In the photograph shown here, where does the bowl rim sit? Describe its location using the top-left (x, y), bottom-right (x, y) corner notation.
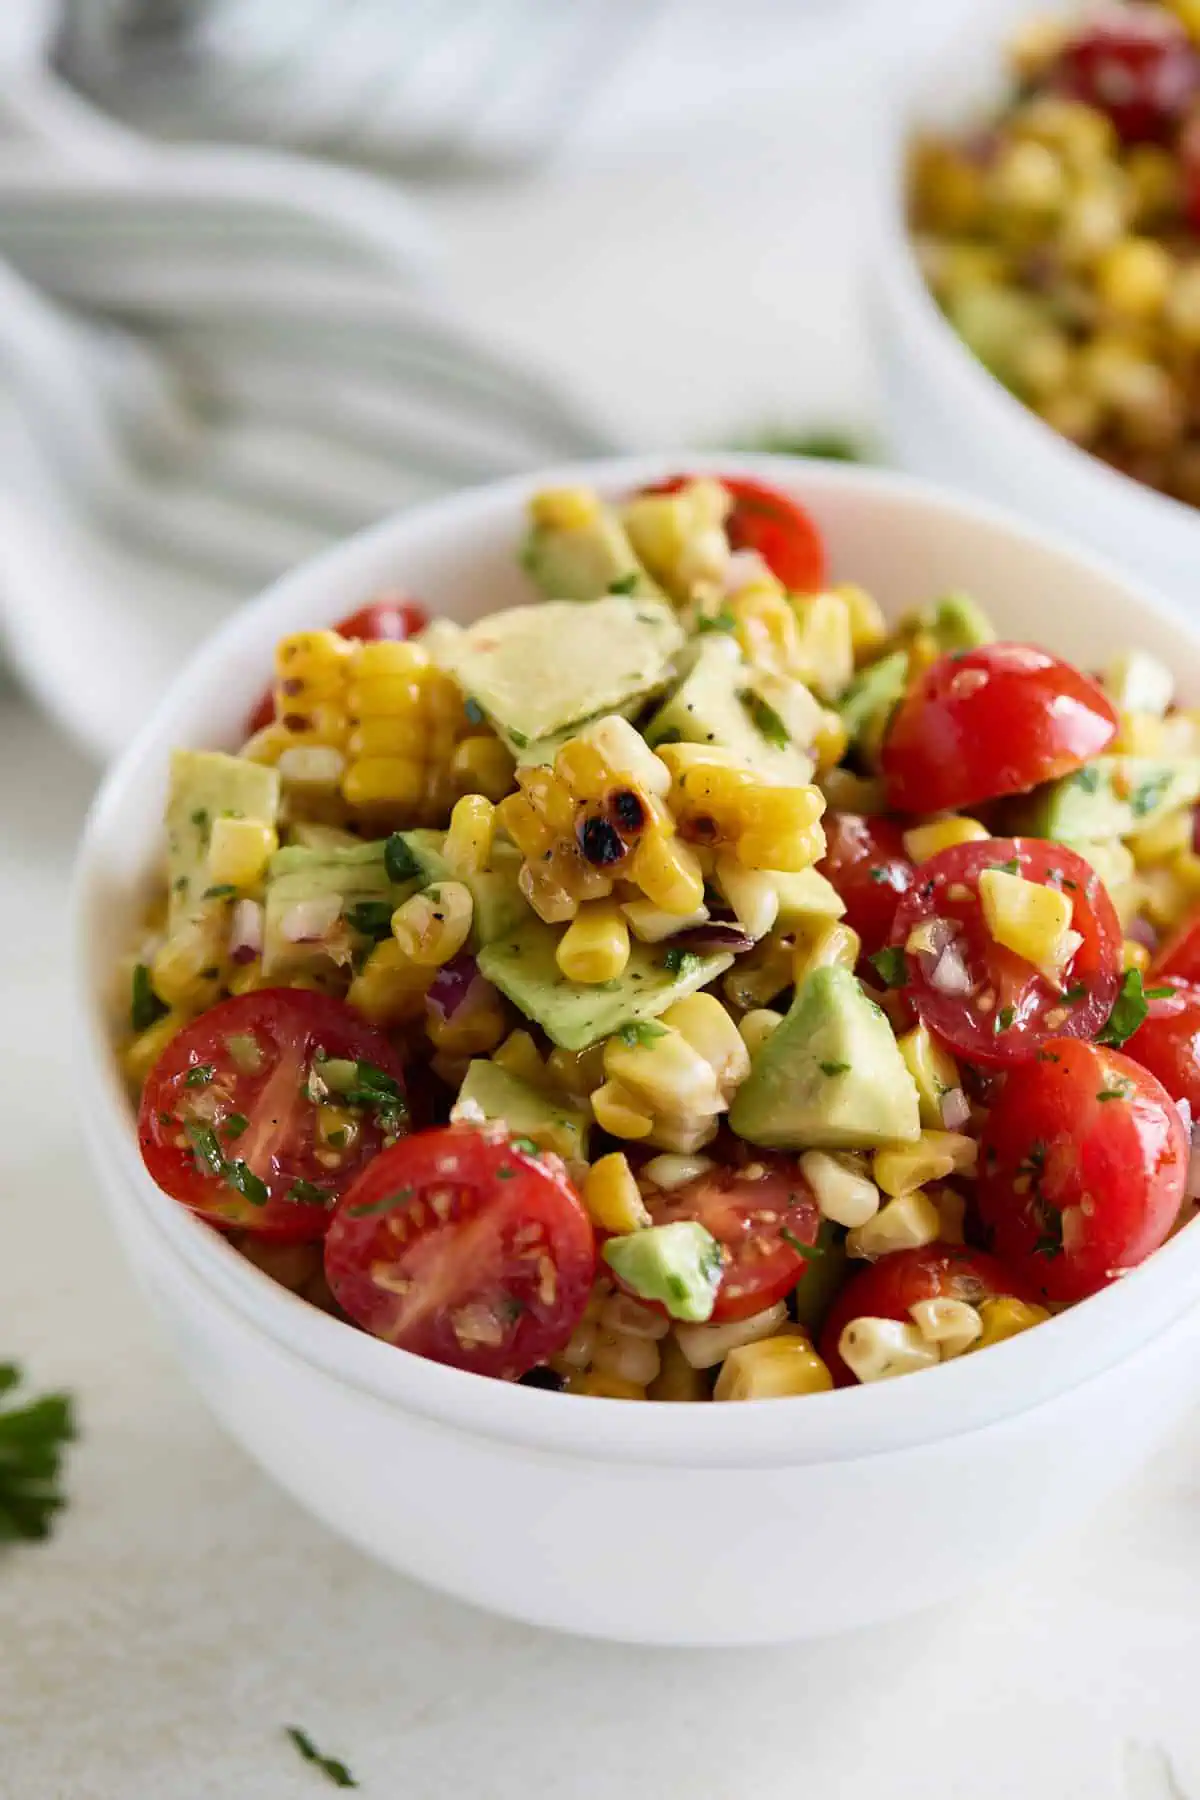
top-left (72, 450), bottom-right (1200, 1471)
top-left (872, 87), bottom-right (1200, 542)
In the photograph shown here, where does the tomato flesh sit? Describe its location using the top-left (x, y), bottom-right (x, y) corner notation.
top-left (633, 1157), bottom-right (821, 1323)
top-left (138, 990), bottom-right (409, 1241)
top-left (977, 1037), bottom-right (1186, 1303)
top-left (819, 1246), bottom-right (1032, 1387)
top-left (244, 595), bottom-right (429, 736)
top-left (1151, 908), bottom-right (1200, 984)
top-left (323, 1125), bottom-right (596, 1380)
top-left (881, 644), bottom-right (1117, 814)
top-left (1123, 976), bottom-right (1200, 1115)
top-left (1055, 7), bottom-right (1200, 144)
top-left (817, 812), bottom-right (917, 957)
top-left (645, 473), bottom-right (826, 592)
top-left (889, 837), bottom-right (1122, 1067)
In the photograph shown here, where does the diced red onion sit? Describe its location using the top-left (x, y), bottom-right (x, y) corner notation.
top-left (1126, 916), bottom-right (1159, 951)
top-left (279, 894), bottom-right (341, 944)
top-left (426, 952), bottom-right (481, 1022)
top-left (939, 1086), bottom-right (971, 1131)
top-left (906, 917), bottom-right (956, 958)
top-left (1179, 1098), bottom-right (1193, 1138)
top-left (229, 898), bottom-right (263, 965)
top-left (671, 923), bottom-right (756, 954)
top-left (929, 941), bottom-right (973, 995)
top-left (723, 549), bottom-right (769, 595)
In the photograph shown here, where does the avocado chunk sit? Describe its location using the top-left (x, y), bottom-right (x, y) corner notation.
top-left (166, 750), bottom-right (280, 929)
top-left (925, 591), bottom-right (995, 654)
top-left (1065, 836), bottom-right (1136, 901)
top-left (1104, 648), bottom-right (1172, 717)
top-left (836, 650), bottom-right (909, 747)
top-left (263, 840), bottom-right (420, 978)
top-left (454, 1060), bottom-right (590, 1164)
top-left (602, 1221), bottom-right (724, 1323)
top-left (398, 830), bottom-right (527, 947)
top-left (645, 636), bottom-right (819, 782)
top-left (1022, 756), bottom-right (1200, 841)
top-left (790, 1219), bottom-right (848, 1335)
top-left (772, 867), bottom-right (846, 928)
top-left (522, 498), bottom-right (665, 604)
top-left (440, 597), bottom-right (683, 749)
top-left (478, 918), bottom-right (734, 1051)
top-left (729, 965), bottom-right (920, 1150)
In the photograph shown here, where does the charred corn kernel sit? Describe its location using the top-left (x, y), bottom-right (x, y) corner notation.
top-left (714, 1333), bottom-right (834, 1401)
top-left (346, 937), bottom-right (430, 1026)
top-left (556, 900), bottom-right (631, 984)
top-left (819, 768), bottom-right (888, 814)
top-left (449, 734), bottom-right (514, 802)
top-left (811, 709), bottom-right (849, 772)
top-left (1095, 237), bottom-right (1173, 321)
top-left (122, 1008), bottom-right (190, 1087)
top-left (603, 1030), bottom-right (724, 1122)
top-left (899, 1023), bottom-right (961, 1130)
top-left (789, 590), bottom-right (855, 699)
top-left (206, 816), bottom-right (277, 890)
top-left (528, 485), bottom-right (600, 532)
top-left (641, 1153), bottom-right (715, 1190)
top-left (976, 1295), bottom-right (1051, 1349)
top-left (591, 1082), bottom-right (655, 1141)
top-left (630, 832), bottom-right (706, 914)
top-left (978, 868), bottom-right (1075, 979)
top-left (723, 932), bottom-right (795, 1011)
top-left (443, 794), bottom-right (496, 875)
top-left (577, 714), bottom-right (672, 798)
top-left (567, 1370), bottom-right (647, 1400)
top-left (591, 1329), bottom-right (662, 1387)
top-left (584, 1154), bottom-right (652, 1234)
top-left (839, 1317), bottom-right (939, 1383)
top-left (909, 1297), bottom-right (983, 1360)
top-left (841, 583), bottom-right (889, 660)
top-left (545, 1042), bottom-right (605, 1099)
top-left (274, 629), bottom-right (354, 746)
top-left (662, 992), bottom-right (751, 1097)
top-left (847, 1189), bottom-right (942, 1260)
top-left (800, 1150), bottom-right (881, 1230)
top-left (624, 478), bottom-right (730, 597)
top-left (902, 816), bottom-right (989, 862)
top-left (620, 899), bottom-right (709, 943)
top-left (874, 1131), bottom-right (977, 1198)
top-left (391, 881), bottom-right (473, 966)
top-left (675, 1303), bottom-right (790, 1370)
top-left (738, 1008), bottom-right (784, 1057)
top-left (792, 919), bottom-right (860, 987)
top-left (492, 1029), bottom-right (548, 1089)
top-left (649, 1335), bottom-right (710, 1402)
top-left (1128, 807), bottom-right (1193, 869)
top-left (715, 854), bottom-right (779, 940)
top-left (1123, 938), bottom-right (1152, 975)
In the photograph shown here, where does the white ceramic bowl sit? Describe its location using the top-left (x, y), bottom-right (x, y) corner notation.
top-left (73, 454), bottom-right (1200, 1646)
top-left (873, 0), bottom-right (1200, 612)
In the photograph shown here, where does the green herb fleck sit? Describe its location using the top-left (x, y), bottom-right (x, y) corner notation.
top-left (0, 1365), bottom-right (76, 1543)
top-left (994, 1005), bottom-right (1016, 1034)
top-left (288, 1179), bottom-right (328, 1206)
top-left (185, 1122), bottom-right (226, 1178)
top-left (1062, 983), bottom-right (1087, 1004)
top-left (1074, 766), bottom-right (1101, 795)
top-left (868, 946), bottom-right (908, 989)
top-left (225, 1161), bottom-right (269, 1206)
top-left (511, 1136), bottom-right (542, 1157)
top-left (651, 726), bottom-right (683, 746)
top-left (202, 884), bottom-right (237, 900)
top-left (819, 1060), bottom-right (850, 1077)
top-left (1130, 772), bottom-right (1172, 819)
top-left (1096, 1082), bottom-right (1132, 1103)
top-left (464, 696), bottom-right (486, 725)
top-left (285, 1726), bottom-right (358, 1790)
top-left (781, 1225), bottom-right (822, 1258)
top-left (696, 606), bottom-right (737, 635)
top-left (607, 572), bottom-right (640, 595)
top-left (221, 1113), bottom-right (249, 1140)
top-left (616, 1020), bottom-right (668, 1048)
top-left (347, 1186), bottom-right (414, 1218)
top-left (190, 807), bottom-right (210, 829)
top-left (509, 728), bottom-right (529, 750)
top-left (184, 1063), bottom-right (215, 1088)
top-left (1146, 985), bottom-right (1176, 999)
top-left (739, 689), bottom-right (790, 750)
top-left (1097, 967), bottom-right (1152, 1048)
top-left (345, 900), bottom-right (394, 941)
top-left (383, 833), bottom-right (420, 884)
top-left (663, 947), bottom-right (702, 976)
top-left (496, 1166), bottom-right (516, 1181)
top-left (991, 857), bottom-right (1020, 876)
top-left (130, 963), bottom-right (167, 1034)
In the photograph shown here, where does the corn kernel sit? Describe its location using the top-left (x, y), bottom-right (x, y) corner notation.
top-left (206, 816), bottom-right (277, 890)
top-left (630, 832), bottom-right (706, 915)
top-left (443, 794), bottom-right (496, 876)
top-left (1095, 236), bottom-right (1174, 321)
top-left (567, 1371), bottom-right (647, 1400)
top-left (800, 1150), bottom-right (881, 1230)
top-left (556, 900), bottom-right (631, 985)
top-left (545, 1042), bottom-right (606, 1098)
top-left (603, 1030), bottom-right (723, 1121)
top-left (976, 1295), bottom-right (1051, 1349)
top-left (122, 1009), bottom-right (191, 1088)
top-left (978, 867), bottom-right (1075, 979)
top-left (909, 1297), bottom-right (982, 1360)
top-left (620, 899), bottom-right (709, 944)
top-left (738, 1008), bottom-right (784, 1057)
top-left (391, 881), bottom-right (473, 966)
top-left (930, 1183), bottom-right (967, 1245)
top-left (591, 1082), bottom-right (655, 1141)
top-left (641, 1153), bottom-right (715, 1190)
top-left (873, 1131), bottom-right (976, 1197)
top-left (1128, 807), bottom-right (1193, 869)
top-left (714, 854), bottom-right (779, 940)
top-left (792, 919), bottom-right (861, 987)
top-left (675, 1303), bottom-right (789, 1370)
top-left (1123, 938), bottom-right (1152, 974)
top-left (898, 1023), bottom-right (962, 1130)
top-left (346, 938), bottom-right (430, 1026)
top-left (840, 583), bottom-right (889, 661)
top-left (902, 816), bottom-right (989, 862)
top-left (789, 591), bottom-right (855, 699)
top-left (492, 1029), bottom-right (548, 1089)
top-left (528, 485), bottom-right (600, 532)
top-left (583, 1154), bottom-right (652, 1234)
top-left (661, 992), bottom-right (750, 1097)
top-left (649, 1336), bottom-right (710, 1402)
top-left (847, 1189), bottom-right (942, 1259)
top-left (450, 735), bottom-right (515, 803)
top-left (713, 1334), bottom-right (834, 1401)
top-left (838, 1317), bottom-right (939, 1383)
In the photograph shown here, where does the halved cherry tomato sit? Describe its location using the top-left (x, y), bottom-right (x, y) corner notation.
top-left (816, 812), bottom-right (916, 957)
top-left (1054, 7), bottom-right (1200, 144)
top-left (819, 1245), bottom-right (1033, 1387)
top-left (1151, 907), bottom-right (1200, 984)
top-left (323, 1125), bottom-right (595, 1380)
top-left (626, 1156), bottom-right (821, 1323)
top-left (977, 1037), bottom-right (1186, 1303)
top-left (881, 644), bottom-right (1117, 814)
top-left (244, 594), bottom-right (429, 735)
top-left (644, 474), bottom-right (825, 592)
top-left (138, 990), bottom-right (409, 1242)
top-left (1122, 976), bottom-right (1200, 1114)
top-left (888, 838), bottom-right (1122, 1067)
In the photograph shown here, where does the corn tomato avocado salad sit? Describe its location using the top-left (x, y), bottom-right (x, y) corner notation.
top-left (119, 474), bottom-right (1200, 1401)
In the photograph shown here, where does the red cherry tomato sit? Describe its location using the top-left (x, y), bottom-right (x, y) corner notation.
top-left (816, 812), bottom-right (917, 957)
top-left (629, 1157), bottom-right (821, 1323)
top-left (1151, 907), bottom-right (1200, 984)
top-left (888, 838), bottom-right (1123, 1068)
top-left (881, 644), bottom-right (1117, 814)
top-left (1122, 976), bottom-right (1200, 1114)
top-left (819, 1245), bottom-right (1033, 1386)
top-left (1055, 6), bottom-right (1200, 144)
top-left (644, 474), bottom-right (826, 592)
top-left (138, 990), bottom-right (409, 1242)
top-left (244, 594), bottom-right (429, 736)
top-left (977, 1037), bottom-right (1186, 1303)
top-left (323, 1126), bottom-right (595, 1380)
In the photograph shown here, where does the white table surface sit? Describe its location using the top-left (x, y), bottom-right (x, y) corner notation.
top-left (4, 58), bottom-right (1200, 1800)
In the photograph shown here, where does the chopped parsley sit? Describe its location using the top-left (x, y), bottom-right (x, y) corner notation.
top-left (991, 857), bottom-right (1020, 876)
top-left (0, 1364), bottom-right (75, 1542)
top-left (285, 1726), bottom-right (358, 1790)
top-left (130, 963), bottom-right (167, 1034)
top-left (225, 1161), bottom-right (269, 1206)
top-left (994, 1005), bottom-right (1016, 1034)
top-left (510, 1136), bottom-right (542, 1157)
top-left (868, 946), bottom-right (908, 989)
top-left (383, 833), bottom-right (421, 884)
top-left (1097, 1082), bottom-right (1133, 1103)
top-left (345, 900), bottom-right (394, 941)
top-left (1073, 766), bottom-right (1101, 795)
top-left (607, 571), bottom-right (640, 596)
top-left (190, 807), bottom-right (210, 829)
top-left (508, 728), bottom-right (529, 750)
top-left (1097, 967), bottom-right (1153, 1048)
top-left (184, 1063), bottom-right (215, 1088)
top-left (463, 696), bottom-right (486, 725)
top-left (202, 884), bottom-right (237, 900)
top-left (739, 689), bottom-right (790, 750)
top-left (819, 1060), bottom-right (850, 1077)
top-left (616, 1020), bottom-right (668, 1048)
top-left (288, 1179), bottom-right (328, 1206)
top-left (186, 1122), bottom-right (267, 1204)
top-left (347, 1186), bottom-right (414, 1218)
top-left (781, 1225), bottom-right (822, 1257)
top-left (1062, 983), bottom-right (1087, 1004)
top-left (662, 947), bottom-right (702, 976)
top-left (696, 606), bottom-right (737, 634)
top-left (343, 1061), bottom-right (408, 1134)
top-left (221, 1113), bottom-right (249, 1140)
top-left (1130, 771), bottom-right (1172, 819)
